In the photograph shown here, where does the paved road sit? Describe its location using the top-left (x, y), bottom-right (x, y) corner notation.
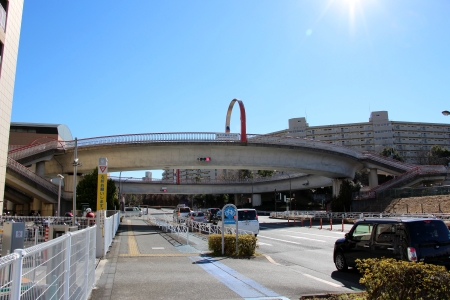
top-left (90, 210), bottom-right (362, 300)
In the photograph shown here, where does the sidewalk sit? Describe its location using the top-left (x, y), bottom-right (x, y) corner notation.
top-left (89, 218), bottom-right (214, 300)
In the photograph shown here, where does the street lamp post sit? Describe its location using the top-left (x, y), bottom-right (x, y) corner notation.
top-left (57, 174), bottom-right (64, 217)
top-left (119, 171), bottom-right (123, 211)
top-left (286, 173), bottom-right (292, 211)
top-left (72, 138), bottom-right (82, 226)
top-left (274, 189), bottom-right (277, 212)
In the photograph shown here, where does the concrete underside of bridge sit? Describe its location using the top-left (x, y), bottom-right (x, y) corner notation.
top-left (116, 175), bottom-right (334, 195)
top-left (43, 143), bottom-right (365, 180)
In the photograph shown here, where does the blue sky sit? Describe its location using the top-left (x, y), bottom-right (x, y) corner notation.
top-left (11, 0), bottom-right (450, 179)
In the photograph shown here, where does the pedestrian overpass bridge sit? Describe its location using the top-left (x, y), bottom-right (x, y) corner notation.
top-left (5, 132), bottom-right (448, 212)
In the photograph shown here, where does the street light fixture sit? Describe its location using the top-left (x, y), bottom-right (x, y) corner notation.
top-left (57, 174), bottom-right (64, 217)
top-left (442, 110), bottom-right (450, 116)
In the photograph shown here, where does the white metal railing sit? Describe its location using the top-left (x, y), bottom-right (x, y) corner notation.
top-left (0, 226), bottom-right (96, 300)
top-left (6, 157), bottom-right (73, 200)
top-left (8, 140), bottom-right (66, 161)
top-left (97, 212), bottom-right (120, 258)
top-left (0, 212), bottom-right (120, 300)
top-left (269, 210), bottom-right (450, 221)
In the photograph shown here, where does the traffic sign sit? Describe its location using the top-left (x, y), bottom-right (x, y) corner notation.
top-left (223, 206), bottom-right (236, 224)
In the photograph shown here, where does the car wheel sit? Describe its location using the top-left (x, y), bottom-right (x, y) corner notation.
top-left (334, 252), bottom-right (348, 272)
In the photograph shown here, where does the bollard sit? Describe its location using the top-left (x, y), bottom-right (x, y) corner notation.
top-left (301, 219), bottom-right (304, 227)
top-left (342, 217), bottom-right (344, 232)
top-left (330, 218), bottom-right (332, 231)
top-left (320, 218), bottom-right (322, 229)
top-left (309, 218), bottom-right (312, 228)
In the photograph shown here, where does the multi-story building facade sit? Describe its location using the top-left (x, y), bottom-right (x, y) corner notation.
top-left (280, 111), bottom-right (450, 164)
top-left (0, 0), bottom-right (24, 215)
top-left (162, 169), bottom-right (229, 182)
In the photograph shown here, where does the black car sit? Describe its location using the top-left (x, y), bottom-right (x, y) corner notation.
top-left (205, 208), bottom-right (220, 223)
top-left (333, 217), bottom-right (450, 271)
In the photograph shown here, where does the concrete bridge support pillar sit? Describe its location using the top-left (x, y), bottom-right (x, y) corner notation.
top-left (36, 161), bottom-right (45, 176)
top-left (369, 168), bottom-right (379, 189)
top-left (32, 198), bottom-right (42, 215)
top-left (332, 179), bottom-right (342, 197)
top-left (6, 201), bottom-right (15, 214)
top-left (64, 175), bottom-right (81, 192)
top-left (234, 194), bottom-right (239, 206)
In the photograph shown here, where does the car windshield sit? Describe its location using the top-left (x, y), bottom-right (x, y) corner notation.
top-left (238, 210), bottom-right (257, 221)
top-left (406, 220), bottom-right (450, 243)
top-left (179, 208), bottom-right (190, 213)
top-left (196, 212), bottom-right (204, 216)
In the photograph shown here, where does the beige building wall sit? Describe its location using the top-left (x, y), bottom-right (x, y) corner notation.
top-left (0, 0), bottom-right (24, 215)
top-left (284, 111), bottom-right (450, 164)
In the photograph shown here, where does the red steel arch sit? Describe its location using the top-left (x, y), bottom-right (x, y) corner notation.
top-left (225, 98), bottom-right (247, 142)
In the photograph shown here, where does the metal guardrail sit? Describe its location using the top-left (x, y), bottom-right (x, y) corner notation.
top-left (268, 210), bottom-right (450, 221)
top-left (0, 226), bottom-right (96, 300)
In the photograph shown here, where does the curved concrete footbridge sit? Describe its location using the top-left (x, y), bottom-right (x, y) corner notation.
top-left (7, 132), bottom-right (448, 207)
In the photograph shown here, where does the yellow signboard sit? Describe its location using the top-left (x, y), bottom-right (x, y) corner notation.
top-left (97, 158), bottom-right (108, 211)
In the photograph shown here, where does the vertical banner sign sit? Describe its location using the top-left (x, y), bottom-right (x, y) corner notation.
top-left (97, 158), bottom-right (108, 211)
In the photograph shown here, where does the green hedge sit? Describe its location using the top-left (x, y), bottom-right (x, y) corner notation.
top-left (356, 258), bottom-right (450, 300)
top-left (208, 234), bottom-right (257, 257)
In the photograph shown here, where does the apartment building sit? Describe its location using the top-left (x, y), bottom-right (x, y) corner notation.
top-left (0, 0), bottom-right (24, 214)
top-left (283, 111), bottom-right (450, 164)
top-left (162, 168), bottom-right (239, 182)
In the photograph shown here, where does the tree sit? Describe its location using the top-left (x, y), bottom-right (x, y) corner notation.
top-left (354, 171), bottom-right (369, 187)
top-left (76, 168), bottom-right (119, 211)
top-left (331, 180), bottom-right (357, 212)
top-left (428, 145), bottom-right (450, 165)
top-left (257, 170), bottom-right (274, 177)
top-left (239, 169), bottom-right (254, 179)
top-left (380, 147), bottom-right (405, 162)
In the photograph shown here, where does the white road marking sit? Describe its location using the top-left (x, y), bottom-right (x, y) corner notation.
top-left (279, 230), bottom-right (345, 238)
top-left (301, 273), bottom-right (343, 287)
top-left (257, 235), bottom-right (303, 245)
top-left (257, 242), bottom-right (273, 246)
top-left (282, 235), bottom-right (326, 242)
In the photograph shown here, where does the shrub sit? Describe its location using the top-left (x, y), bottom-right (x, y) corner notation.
top-left (356, 258), bottom-right (450, 300)
top-left (208, 234), bottom-right (257, 257)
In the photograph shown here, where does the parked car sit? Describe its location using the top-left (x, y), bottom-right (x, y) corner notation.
top-left (216, 208), bottom-right (259, 236)
top-left (212, 210), bottom-right (222, 225)
top-left (206, 208), bottom-right (220, 223)
top-left (333, 217), bottom-right (450, 272)
top-left (173, 205), bottom-right (191, 223)
top-left (123, 207), bottom-right (142, 217)
top-left (188, 211), bottom-right (207, 223)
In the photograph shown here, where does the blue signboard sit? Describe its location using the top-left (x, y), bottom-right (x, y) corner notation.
top-left (223, 206), bottom-right (236, 224)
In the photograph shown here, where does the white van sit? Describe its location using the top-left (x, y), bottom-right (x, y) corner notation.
top-left (218, 208), bottom-right (259, 236)
top-left (173, 205), bottom-right (191, 223)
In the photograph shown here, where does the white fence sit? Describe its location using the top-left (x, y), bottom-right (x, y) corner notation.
top-left (0, 212), bottom-right (120, 300)
top-left (147, 215), bottom-right (255, 244)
